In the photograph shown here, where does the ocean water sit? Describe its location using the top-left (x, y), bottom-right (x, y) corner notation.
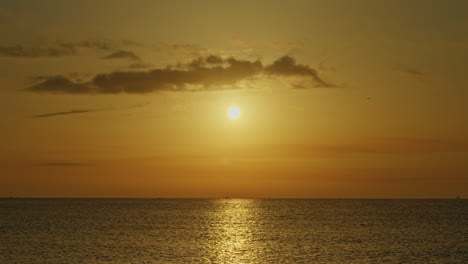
top-left (1, 199), bottom-right (466, 263)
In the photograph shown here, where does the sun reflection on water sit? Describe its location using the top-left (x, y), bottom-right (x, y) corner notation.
top-left (209, 199), bottom-right (259, 264)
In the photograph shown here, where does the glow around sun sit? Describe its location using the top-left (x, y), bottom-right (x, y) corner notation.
top-left (228, 106), bottom-right (240, 119)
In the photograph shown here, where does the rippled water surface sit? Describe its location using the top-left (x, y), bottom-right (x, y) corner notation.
top-left (1, 199), bottom-right (466, 263)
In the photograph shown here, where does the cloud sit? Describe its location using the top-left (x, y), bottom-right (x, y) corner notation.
top-left (395, 65), bottom-right (427, 83)
top-left (403, 68), bottom-right (427, 83)
top-left (128, 62), bottom-right (152, 69)
top-left (27, 76), bottom-right (93, 93)
top-left (30, 72), bottom-right (94, 83)
top-left (154, 43), bottom-right (213, 55)
top-left (265, 56), bottom-right (335, 87)
top-left (26, 55), bottom-right (334, 94)
top-left (31, 103), bottom-right (150, 118)
top-left (102, 50), bottom-right (141, 61)
top-left (231, 37), bottom-right (303, 50)
top-left (211, 138), bottom-right (468, 160)
top-left (184, 55), bottom-right (225, 68)
top-left (0, 39), bottom-right (135, 58)
top-left (120, 39), bottom-right (144, 47)
top-left (376, 137), bottom-right (468, 153)
top-left (128, 102), bottom-right (152, 108)
top-left (32, 108), bottom-right (110, 118)
top-left (36, 162), bottom-right (95, 167)
top-left (0, 44), bottom-right (77, 58)
top-left (63, 39), bottom-right (116, 51)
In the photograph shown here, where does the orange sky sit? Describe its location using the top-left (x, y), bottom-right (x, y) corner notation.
top-left (1, 0), bottom-right (467, 198)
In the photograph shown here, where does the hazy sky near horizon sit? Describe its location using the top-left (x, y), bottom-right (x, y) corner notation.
top-left (1, 0), bottom-right (467, 198)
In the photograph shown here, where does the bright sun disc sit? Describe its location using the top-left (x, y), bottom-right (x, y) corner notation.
top-left (228, 107), bottom-right (240, 119)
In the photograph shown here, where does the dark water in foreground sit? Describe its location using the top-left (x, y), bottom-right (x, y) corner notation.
top-left (1, 199), bottom-right (466, 263)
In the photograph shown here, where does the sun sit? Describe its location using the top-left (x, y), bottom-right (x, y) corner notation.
top-left (228, 106), bottom-right (240, 119)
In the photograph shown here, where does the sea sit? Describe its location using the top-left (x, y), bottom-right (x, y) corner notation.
top-left (1, 199), bottom-right (466, 263)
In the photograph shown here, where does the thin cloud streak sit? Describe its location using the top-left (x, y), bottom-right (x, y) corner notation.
top-left (0, 44), bottom-right (76, 58)
top-left (0, 39), bottom-right (136, 58)
top-left (31, 103), bottom-right (150, 118)
top-left (36, 162), bottom-right (95, 167)
top-left (395, 65), bottom-right (427, 83)
top-left (213, 139), bottom-right (468, 159)
top-left (31, 109), bottom-right (110, 118)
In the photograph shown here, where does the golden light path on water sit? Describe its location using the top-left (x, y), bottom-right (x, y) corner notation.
top-left (209, 199), bottom-right (260, 263)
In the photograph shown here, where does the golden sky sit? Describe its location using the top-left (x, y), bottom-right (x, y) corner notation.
top-left (1, 0), bottom-right (467, 198)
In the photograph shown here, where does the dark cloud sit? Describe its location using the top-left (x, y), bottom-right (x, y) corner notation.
top-left (265, 56), bottom-right (335, 87)
top-left (185, 55), bottom-right (225, 68)
top-left (93, 56), bottom-right (263, 94)
top-left (62, 39), bottom-right (115, 51)
top-left (28, 76), bottom-right (93, 94)
top-left (36, 162), bottom-right (95, 167)
top-left (26, 55), bottom-right (334, 94)
top-left (102, 50), bottom-right (141, 61)
top-left (29, 72), bottom-right (93, 83)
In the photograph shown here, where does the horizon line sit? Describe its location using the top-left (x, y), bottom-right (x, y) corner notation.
top-left (0, 197), bottom-right (464, 200)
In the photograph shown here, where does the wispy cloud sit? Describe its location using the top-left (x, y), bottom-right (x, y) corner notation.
top-left (36, 162), bottom-right (95, 167)
top-left (395, 65), bottom-right (427, 83)
top-left (27, 76), bottom-right (93, 93)
top-left (0, 39), bottom-right (135, 58)
top-left (128, 62), bottom-right (152, 69)
top-left (29, 72), bottom-right (94, 83)
top-left (153, 43), bottom-right (213, 55)
top-left (31, 108), bottom-right (110, 118)
top-left (231, 37), bottom-right (303, 51)
top-left (26, 55), bottom-right (335, 94)
top-left (207, 138), bottom-right (468, 159)
top-left (128, 102), bottom-right (152, 108)
top-left (31, 103), bottom-right (150, 118)
top-left (0, 44), bottom-right (76, 58)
